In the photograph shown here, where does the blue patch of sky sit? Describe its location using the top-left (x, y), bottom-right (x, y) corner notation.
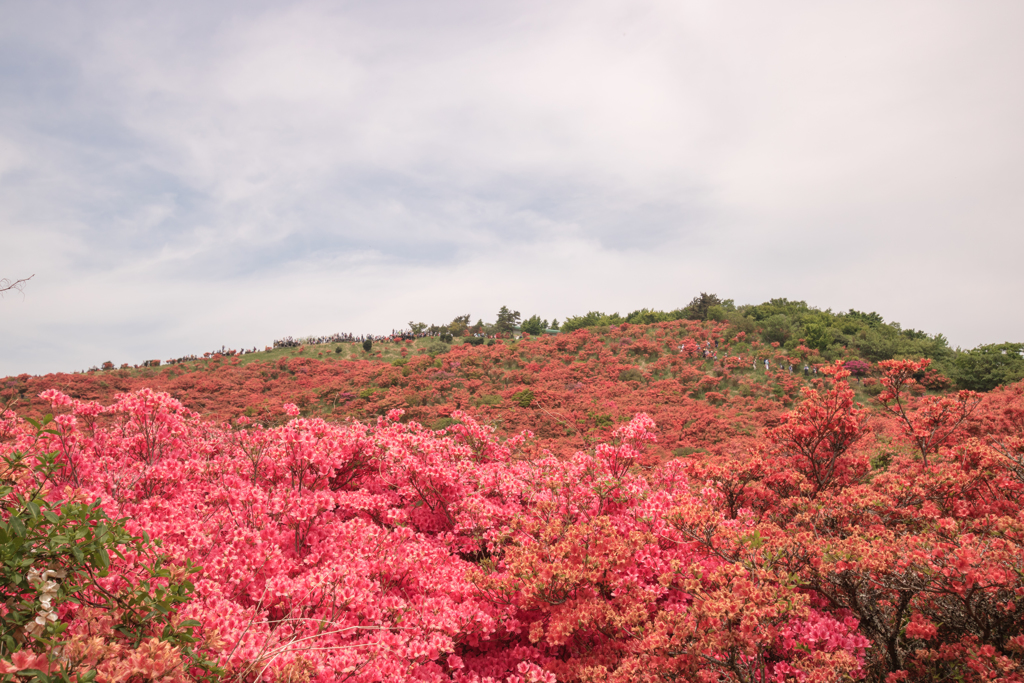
top-left (0, 44), bottom-right (80, 108)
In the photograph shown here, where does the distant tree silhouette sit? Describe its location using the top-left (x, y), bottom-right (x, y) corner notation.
top-left (448, 314), bottom-right (472, 336)
top-left (686, 292), bottom-right (721, 320)
top-left (521, 315), bottom-right (545, 335)
top-left (495, 306), bottom-right (521, 334)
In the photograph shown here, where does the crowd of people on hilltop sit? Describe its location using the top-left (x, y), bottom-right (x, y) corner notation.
top-left (132, 346), bottom-right (267, 368)
top-left (274, 333), bottom-right (359, 348)
top-left (94, 329), bottom-right (497, 371)
top-left (272, 330), bottom-right (434, 348)
top-left (270, 328), bottom-right (530, 349)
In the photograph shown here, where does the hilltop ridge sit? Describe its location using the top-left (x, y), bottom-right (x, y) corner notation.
top-left (33, 293), bottom-right (1024, 395)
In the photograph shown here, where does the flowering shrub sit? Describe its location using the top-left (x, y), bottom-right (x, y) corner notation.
top-left (3, 320), bottom-right (813, 458)
top-left (0, 343), bottom-right (1022, 681)
top-left (0, 415), bottom-right (213, 683)
top-left (843, 359), bottom-right (872, 376)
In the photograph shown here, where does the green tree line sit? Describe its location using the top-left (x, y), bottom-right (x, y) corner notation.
top-left (415, 294), bottom-right (1023, 392)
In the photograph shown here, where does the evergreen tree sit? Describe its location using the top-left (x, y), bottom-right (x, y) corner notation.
top-left (495, 306), bottom-right (521, 334)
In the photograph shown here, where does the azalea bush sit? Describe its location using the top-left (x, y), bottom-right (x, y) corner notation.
top-left (0, 413), bottom-right (214, 683)
top-left (842, 359), bottom-right (871, 376)
top-left (0, 363), bottom-right (1020, 681)
top-left (1, 320), bottom-right (814, 456)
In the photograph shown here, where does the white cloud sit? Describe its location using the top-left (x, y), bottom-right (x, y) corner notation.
top-left (1, 0), bottom-right (1023, 375)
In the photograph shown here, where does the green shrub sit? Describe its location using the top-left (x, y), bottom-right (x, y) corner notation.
top-left (520, 315), bottom-right (546, 335)
top-left (618, 367), bottom-right (644, 383)
top-left (626, 308), bottom-right (672, 325)
top-left (949, 343), bottom-right (1024, 391)
top-left (561, 311), bottom-right (625, 333)
top-left (870, 448), bottom-right (896, 471)
top-left (861, 381), bottom-right (885, 396)
top-left (422, 340), bottom-right (451, 356)
top-left (430, 417), bottom-right (460, 430)
top-left (511, 389), bottom-right (534, 408)
top-left (760, 314), bottom-right (794, 345)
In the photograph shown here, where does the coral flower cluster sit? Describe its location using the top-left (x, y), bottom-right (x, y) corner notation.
top-left (0, 358), bottom-right (1021, 682)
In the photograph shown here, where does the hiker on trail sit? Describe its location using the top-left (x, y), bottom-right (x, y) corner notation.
top-left (764, 359), bottom-right (770, 371)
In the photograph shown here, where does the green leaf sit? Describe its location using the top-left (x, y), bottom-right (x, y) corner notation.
top-left (741, 530), bottom-right (764, 549)
top-left (9, 516), bottom-right (26, 537)
top-left (93, 547), bottom-right (110, 570)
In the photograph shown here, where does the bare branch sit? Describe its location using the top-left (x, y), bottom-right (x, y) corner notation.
top-left (0, 274), bottom-right (34, 297)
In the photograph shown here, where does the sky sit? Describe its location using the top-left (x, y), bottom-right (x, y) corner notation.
top-left (2, 1), bottom-right (1023, 376)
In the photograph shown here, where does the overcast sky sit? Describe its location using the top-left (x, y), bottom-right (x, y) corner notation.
top-left (2, 1), bottom-right (1023, 375)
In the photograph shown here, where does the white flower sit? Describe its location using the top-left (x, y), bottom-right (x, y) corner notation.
top-left (23, 565), bottom-right (64, 638)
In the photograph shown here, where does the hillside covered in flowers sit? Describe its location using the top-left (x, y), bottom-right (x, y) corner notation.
top-left (2, 317), bottom-right (1023, 682)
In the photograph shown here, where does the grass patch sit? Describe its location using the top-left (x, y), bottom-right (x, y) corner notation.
top-left (107, 337), bottom-right (476, 377)
top-left (430, 416), bottom-right (460, 431)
